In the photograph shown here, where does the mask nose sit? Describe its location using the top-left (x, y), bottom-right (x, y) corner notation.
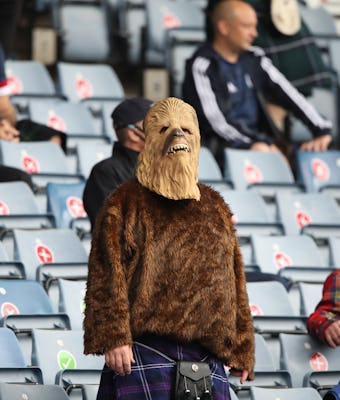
top-left (171, 128), bottom-right (184, 138)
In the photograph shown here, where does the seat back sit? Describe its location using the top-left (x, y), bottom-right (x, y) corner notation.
top-left (13, 228), bottom-right (88, 280)
top-left (0, 327), bottom-right (26, 367)
top-left (46, 182), bottom-right (88, 229)
top-left (251, 234), bottom-right (327, 275)
top-left (276, 192), bottom-right (340, 235)
top-left (296, 150), bottom-right (340, 193)
top-left (145, 0), bottom-right (204, 66)
top-left (298, 282), bottom-right (323, 316)
top-left (31, 329), bottom-right (104, 384)
top-left (0, 181), bottom-right (39, 215)
top-left (279, 333), bottom-right (340, 387)
top-left (52, 2), bottom-right (111, 63)
top-left (76, 141), bottom-right (112, 179)
top-left (247, 281), bottom-right (295, 317)
top-left (58, 279), bottom-right (86, 330)
top-left (224, 148), bottom-right (295, 190)
top-left (250, 386), bottom-right (322, 400)
top-left (0, 383), bottom-right (70, 400)
top-left (5, 59), bottom-right (56, 97)
top-left (57, 62), bottom-right (124, 103)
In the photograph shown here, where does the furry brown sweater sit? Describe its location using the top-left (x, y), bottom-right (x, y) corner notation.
top-left (83, 179), bottom-right (255, 378)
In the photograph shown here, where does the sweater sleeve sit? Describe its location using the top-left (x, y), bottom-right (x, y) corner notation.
top-left (229, 236), bottom-right (255, 380)
top-left (307, 271), bottom-right (340, 344)
top-left (83, 199), bottom-right (133, 355)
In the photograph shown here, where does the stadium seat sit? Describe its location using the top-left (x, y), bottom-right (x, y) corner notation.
top-left (28, 100), bottom-right (110, 151)
top-left (31, 329), bottom-right (104, 385)
top-left (0, 241), bottom-right (25, 279)
top-left (56, 62), bottom-right (125, 105)
top-left (0, 327), bottom-right (43, 383)
top-left (279, 333), bottom-right (340, 388)
top-left (276, 191), bottom-right (340, 238)
top-left (12, 228), bottom-right (88, 306)
top-left (116, 0), bottom-right (146, 65)
top-left (298, 282), bottom-right (323, 316)
top-left (0, 140), bottom-right (83, 189)
top-left (221, 190), bottom-right (284, 238)
top-left (165, 27), bottom-right (205, 97)
top-left (46, 182), bottom-right (90, 233)
top-left (76, 141), bottom-right (112, 179)
top-left (144, 0), bottom-right (204, 66)
top-left (82, 384), bottom-right (100, 400)
top-left (328, 236), bottom-right (340, 267)
top-left (296, 150), bottom-right (340, 201)
top-left (198, 147), bottom-right (232, 192)
top-left (51, 0), bottom-right (112, 63)
top-left (0, 279), bottom-right (70, 366)
top-left (0, 181), bottom-right (55, 231)
top-left (228, 334), bottom-right (292, 395)
top-left (250, 234), bottom-right (332, 283)
top-left (0, 382), bottom-right (70, 400)
top-left (250, 386), bottom-right (322, 400)
top-left (58, 279), bottom-right (86, 330)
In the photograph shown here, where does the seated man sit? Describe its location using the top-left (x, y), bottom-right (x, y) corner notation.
top-left (182, 0), bottom-right (332, 171)
top-left (307, 270), bottom-right (340, 348)
top-left (83, 97), bottom-right (153, 230)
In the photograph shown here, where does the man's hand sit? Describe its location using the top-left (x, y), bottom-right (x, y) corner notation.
top-left (300, 134), bottom-right (332, 152)
top-left (105, 344), bottom-right (135, 376)
top-left (227, 366), bottom-right (249, 384)
top-left (0, 118), bottom-right (20, 142)
top-left (324, 320), bottom-right (340, 348)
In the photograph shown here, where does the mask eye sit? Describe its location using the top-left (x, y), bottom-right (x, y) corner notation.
top-left (160, 126), bottom-right (168, 134)
top-left (182, 128), bottom-right (192, 135)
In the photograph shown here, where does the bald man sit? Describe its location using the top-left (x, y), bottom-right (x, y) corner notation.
top-left (183, 0), bottom-right (332, 171)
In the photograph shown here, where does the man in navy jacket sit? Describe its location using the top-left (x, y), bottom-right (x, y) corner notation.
top-left (183, 0), bottom-right (332, 170)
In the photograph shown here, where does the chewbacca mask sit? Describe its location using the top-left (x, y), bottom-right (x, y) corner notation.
top-left (136, 97), bottom-right (201, 201)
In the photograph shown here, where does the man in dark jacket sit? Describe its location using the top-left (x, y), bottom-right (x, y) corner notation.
top-left (83, 97), bottom-right (153, 230)
top-left (182, 0), bottom-right (332, 170)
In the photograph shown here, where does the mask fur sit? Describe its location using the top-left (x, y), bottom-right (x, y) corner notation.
top-left (136, 97), bottom-right (201, 201)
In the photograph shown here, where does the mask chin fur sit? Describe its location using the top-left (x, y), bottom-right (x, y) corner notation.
top-left (136, 155), bottom-right (201, 201)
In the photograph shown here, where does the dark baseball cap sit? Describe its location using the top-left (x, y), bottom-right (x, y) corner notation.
top-left (111, 97), bottom-right (154, 130)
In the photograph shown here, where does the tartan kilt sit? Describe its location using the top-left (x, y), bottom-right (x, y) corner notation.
top-left (96, 335), bottom-right (231, 400)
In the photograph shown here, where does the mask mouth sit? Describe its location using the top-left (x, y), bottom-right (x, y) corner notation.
top-left (166, 143), bottom-right (190, 156)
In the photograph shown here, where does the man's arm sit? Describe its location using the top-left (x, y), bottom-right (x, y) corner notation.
top-left (0, 95), bottom-right (16, 126)
top-left (307, 271), bottom-right (340, 347)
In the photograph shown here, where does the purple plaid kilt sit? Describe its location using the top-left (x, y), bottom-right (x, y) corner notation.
top-left (96, 335), bottom-right (231, 400)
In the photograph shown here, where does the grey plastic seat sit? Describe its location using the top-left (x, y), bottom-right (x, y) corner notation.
top-left (0, 280), bottom-right (70, 366)
top-left (251, 234), bottom-right (331, 283)
top-left (0, 181), bottom-right (55, 231)
top-left (46, 182), bottom-right (90, 233)
top-left (0, 241), bottom-right (24, 278)
top-left (144, 0), bottom-right (204, 66)
top-left (296, 150), bottom-right (340, 201)
top-left (0, 383), bottom-right (70, 400)
top-left (56, 62), bottom-right (125, 104)
top-left (0, 140), bottom-right (83, 189)
top-left (58, 279), bottom-right (86, 330)
top-left (250, 386), bottom-right (322, 400)
top-left (276, 191), bottom-right (340, 237)
top-left (279, 333), bottom-right (340, 387)
top-left (229, 334), bottom-right (292, 394)
top-left (198, 147), bottom-right (232, 192)
top-left (224, 148), bottom-right (301, 195)
top-left (0, 327), bottom-right (43, 383)
top-left (116, 0), bottom-right (146, 65)
top-left (31, 329), bottom-right (104, 385)
top-left (76, 141), bottom-right (113, 179)
top-left (289, 88), bottom-right (338, 143)
top-left (51, 1), bottom-right (111, 63)
top-left (220, 190), bottom-right (283, 238)
top-left (12, 228), bottom-right (88, 296)
top-left (165, 28), bottom-right (205, 97)
top-left (28, 100), bottom-right (109, 150)
top-left (328, 236), bottom-right (340, 267)
top-left (298, 282), bottom-right (323, 316)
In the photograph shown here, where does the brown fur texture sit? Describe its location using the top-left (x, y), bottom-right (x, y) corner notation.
top-left (136, 97), bottom-right (201, 201)
top-left (84, 179), bottom-right (255, 379)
